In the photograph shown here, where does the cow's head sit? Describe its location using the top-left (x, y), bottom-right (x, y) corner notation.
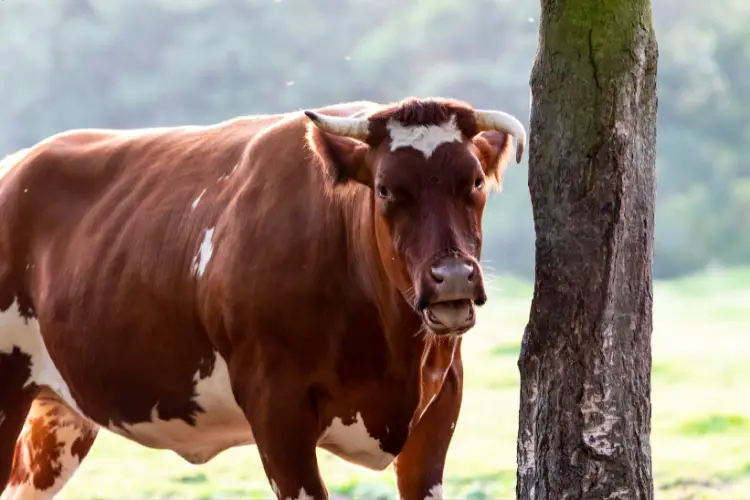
top-left (305, 98), bottom-right (525, 336)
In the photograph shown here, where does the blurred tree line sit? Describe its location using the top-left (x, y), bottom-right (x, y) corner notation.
top-left (1, 0), bottom-right (748, 279)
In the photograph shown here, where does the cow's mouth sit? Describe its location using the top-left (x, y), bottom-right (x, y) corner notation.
top-left (422, 299), bottom-right (476, 335)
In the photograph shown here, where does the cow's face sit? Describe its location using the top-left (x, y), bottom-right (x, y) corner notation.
top-left (305, 99), bottom-right (525, 336)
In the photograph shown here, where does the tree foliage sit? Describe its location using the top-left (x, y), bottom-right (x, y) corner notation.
top-left (0, 0), bottom-right (746, 279)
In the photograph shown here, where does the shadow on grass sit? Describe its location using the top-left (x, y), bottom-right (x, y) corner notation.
top-left (175, 472), bottom-right (209, 484)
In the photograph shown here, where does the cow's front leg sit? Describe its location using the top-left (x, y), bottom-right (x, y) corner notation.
top-left (234, 370), bottom-right (327, 500)
top-left (393, 352), bottom-right (464, 500)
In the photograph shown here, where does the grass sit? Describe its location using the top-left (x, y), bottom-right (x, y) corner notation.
top-left (59, 267), bottom-right (750, 499)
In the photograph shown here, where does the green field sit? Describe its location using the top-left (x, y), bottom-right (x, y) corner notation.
top-left (59, 268), bottom-right (750, 500)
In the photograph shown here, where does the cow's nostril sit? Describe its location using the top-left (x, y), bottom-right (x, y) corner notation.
top-left (430, 266), bottom-right (445, 283)
top-left (463, 264), bottom-right (475, 282)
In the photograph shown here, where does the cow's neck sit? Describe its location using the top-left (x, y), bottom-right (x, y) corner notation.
top-left (341, 187), bottom-right (426, 357)
top-left (340, 189), bottom-right (460, 419)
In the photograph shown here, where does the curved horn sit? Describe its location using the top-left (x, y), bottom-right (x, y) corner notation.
top-left (303, 111), bottom-right (370, 141)
top-left (473, 109), bottom-right (527, 163)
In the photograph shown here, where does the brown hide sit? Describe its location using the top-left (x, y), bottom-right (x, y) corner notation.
top-left (0, 97), bottom-right (518, 500)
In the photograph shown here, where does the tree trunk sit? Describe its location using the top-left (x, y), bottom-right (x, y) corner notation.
top-left (516, 0), bottom-right (658, 499)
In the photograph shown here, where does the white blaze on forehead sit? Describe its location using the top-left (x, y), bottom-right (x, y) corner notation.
top-left (317, 411), bottom-right (395, 471)
top-left (386, 114), bottom-right (463, 158)
top-left (191, 226), bottom-right (215, 278)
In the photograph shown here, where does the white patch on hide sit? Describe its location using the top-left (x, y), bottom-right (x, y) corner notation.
top-left (317, 411), bottom-right (395, 471)
top-left (1, 399), bottom-right (96, 500)
top-left (270, 479), bottom-right (281, 497)
top-left (288, 488), bottom-right (314, 500)
top-left (110, 351), bottom-right (253, 464)
top-left (191, 227), bottom-right (215, 278)
top-left (386, 115), bottom-right (462, 158)
top-left (425, 483), bottom-right (444, 500)
top-left (0, 300), bottom-right (82, 415)
top-left (191, 188), bottom-right (207, 210)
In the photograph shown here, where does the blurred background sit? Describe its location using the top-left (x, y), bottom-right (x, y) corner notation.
top-left (1, 0), bottom-right (748, 499)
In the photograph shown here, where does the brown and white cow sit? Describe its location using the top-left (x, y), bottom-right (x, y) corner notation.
top-left (0, 97), bottom-right (525, 500)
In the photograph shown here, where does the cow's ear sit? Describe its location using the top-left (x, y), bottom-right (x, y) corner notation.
top-left (471, 130), bottom-right (513, 191)
top-left (305, 116), bottom-right (373, 188)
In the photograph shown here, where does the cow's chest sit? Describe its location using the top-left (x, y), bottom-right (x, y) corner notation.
top-left (317, 410), bottom-right (400, 470)
top-left (315, 345), bottom-right (458, 471)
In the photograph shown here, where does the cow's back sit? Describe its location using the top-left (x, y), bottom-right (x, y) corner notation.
top-left (0, 116), bottom-right (280, 254)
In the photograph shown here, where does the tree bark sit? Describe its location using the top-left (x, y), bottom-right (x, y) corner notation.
top-left (516, 1), bottom-right (658, 499)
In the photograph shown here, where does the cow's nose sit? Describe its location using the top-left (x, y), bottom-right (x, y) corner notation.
top-left (430, 259), bottom-right (475, 302)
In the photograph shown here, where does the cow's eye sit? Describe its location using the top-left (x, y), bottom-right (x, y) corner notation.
top-left (377, 185), bottom-right (391, 199)
top-left (474, 177), bottom-right (484, 190)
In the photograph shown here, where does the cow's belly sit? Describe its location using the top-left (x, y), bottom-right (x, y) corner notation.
top-left (106, 408), bottom-right (254, 465)
top-left (103, 350), bottom-right (255, 465)
top-left (109, 417), bottom-right (253, 465)
top-left (0, 299), bottom-right (254, 465)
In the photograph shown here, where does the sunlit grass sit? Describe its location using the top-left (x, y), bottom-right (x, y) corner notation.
top-left (59, 267), bottom-right (750, 499)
